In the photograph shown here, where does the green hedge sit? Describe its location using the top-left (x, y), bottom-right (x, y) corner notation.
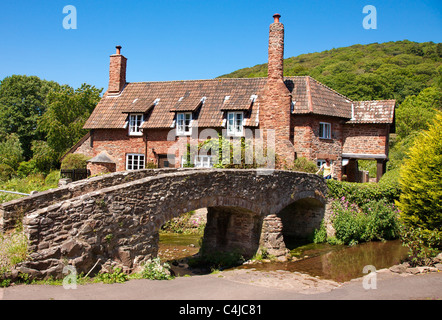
top-left (326, 178), bottom-right (401, 206)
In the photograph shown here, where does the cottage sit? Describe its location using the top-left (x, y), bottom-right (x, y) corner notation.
top-left (69, 14), bottom-right (394, 182)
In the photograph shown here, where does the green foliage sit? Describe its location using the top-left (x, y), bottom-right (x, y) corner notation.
top-left (396, 87), bottom-right (442, 141)
top-left (330, 197), bottom-right (401, 246)
top-left (0, 173), bottom-right (59, 204)
top-left (0, 75), bottom-right (60, 159)
top-left (38, 83), bottom-right (102, 158)
top-left (161, 211), bottom-right (205, 234)
top-left (141, 258), bottom-right (174, 280)
top-left (400, 226), bottom-right (442, 266)
top-left (0, 164), bottom-right (14, 182)
top-left (398, 112), bottom-right (442, 231)
top-left (30, 140), bottom-right (58, 173)
top-left (290, 157), bottom-right (318, 173)
top-left (60, 153), bottom-right (90, 170)
top-left (44, 170), bottom-right (60, 186)
top-left (0, 133), bottom-right (24, 171)
top-left (220, 40), bottom-right (441, 105)
top-left (326, 179), bottom-right (400, 207)
top-left (95, 267), bottom-right (128, 284)
top-left (0, 230), bottom-right (28, 276)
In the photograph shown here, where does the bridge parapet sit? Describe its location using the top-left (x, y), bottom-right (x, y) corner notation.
top-left (0, 168), bottom-right (183, 232)
top-left (7, 169), bottom-right (327, 280)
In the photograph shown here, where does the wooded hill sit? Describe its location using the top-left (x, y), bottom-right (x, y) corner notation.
top-left (219, 40), bottom-right (442, 104)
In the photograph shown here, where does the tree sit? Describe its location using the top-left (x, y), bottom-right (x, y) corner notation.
top-left (396, 87), bottom-right (442, 141)
top-left (0, 75), bottom-right (60, 159)
top-left (0, 133), bottom-right (24, 170)
top-left (38, 83), bottom-right (102, 158)
top-left (398, 112), bottom-right (442, 231)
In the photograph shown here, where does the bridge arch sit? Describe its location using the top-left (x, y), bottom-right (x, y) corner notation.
top-left (14, 169), bottom-right (327, 279)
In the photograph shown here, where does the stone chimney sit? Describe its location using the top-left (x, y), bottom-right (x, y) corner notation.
top-left (108, 45), bottom-right (127, 94)
top-left (268, 14), bottom-right (284, 81)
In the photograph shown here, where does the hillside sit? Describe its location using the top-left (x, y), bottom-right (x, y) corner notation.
top-left (219, 40), bottom-right (442, 104)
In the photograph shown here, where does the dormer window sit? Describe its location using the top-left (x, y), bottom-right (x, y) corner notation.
top-left (227, 111), bottom-right (244, 136)
top-left (129, 113), bottom-right (143, 136)
top-left (176, 112), bottom-right (192, 136)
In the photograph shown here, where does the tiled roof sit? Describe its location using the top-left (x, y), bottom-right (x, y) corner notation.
top-left (83, 76), bottom-right (394, 130)
top-left (347, 100), bottom-right (395, 124)
top-left (285, 76), bottom-right (353, 118)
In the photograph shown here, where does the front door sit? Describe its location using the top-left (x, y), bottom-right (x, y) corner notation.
top-left (158, 154), bottom-right (175, 168)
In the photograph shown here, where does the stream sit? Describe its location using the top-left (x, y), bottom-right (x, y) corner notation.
top-left (158, 233), bottom-right (409, 282)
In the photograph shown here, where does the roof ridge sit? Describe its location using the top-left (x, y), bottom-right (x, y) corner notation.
top-left (306, 76), bottom-right (353, 103)
top-left (126, 77), bottom-right (269, 84)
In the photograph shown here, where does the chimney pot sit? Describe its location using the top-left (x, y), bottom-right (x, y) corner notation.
top-left (116, 45), bottom-right (122, 55)
top-left (273, 13), bottom-right (281, 23)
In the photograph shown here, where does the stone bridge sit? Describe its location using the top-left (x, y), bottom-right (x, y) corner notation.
top-left (1, 169), bottom-right (328, 279)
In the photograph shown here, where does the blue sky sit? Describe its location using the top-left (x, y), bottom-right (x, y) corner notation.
top-left (0, 0), bottom-right (441, 91)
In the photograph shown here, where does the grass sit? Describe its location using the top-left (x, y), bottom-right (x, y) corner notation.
top-left (0, 230), bottom-right (28, 284)
top-left (0, 171), bottom-right (60, 204)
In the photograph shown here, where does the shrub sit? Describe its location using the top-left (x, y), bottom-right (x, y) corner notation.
top-left (326, 179), bottom-right (400, 206)
top-left (330, 197), bottom-right (401, 245)
top-left (400, 226), bottom-right (442, 266)
top-left (17, 159), bottom-right (38, 177)
top-left (290, 157), bottom-right (318, 173)
top-left (44, 170), bottom-right (60, 187)
top-left (95, 267), bottom-right (128, 284)
top-left (141, 258), bottom-right (174, 280)
top-left (61, 153), bottom-right (90, 170)
top-left (398, 112), bottom-right (442, 232)
top-left (0, 163), bottom-right (14, 182)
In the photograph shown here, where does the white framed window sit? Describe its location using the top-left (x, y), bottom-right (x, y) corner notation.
top-left (317, 159), bottom-right (326, 168)
top-left (129, 114), bottom-right (143, 136)
top-left (227, 111), bottom-right (244, 136)
top-left (195, 155), bottom-right (214, 168)
top-left (176, 112), bottom-right (192, 136)
top-left (126, 153), bottom-right (145, 170)
top-left (319, 122), bottom-right (331, 139)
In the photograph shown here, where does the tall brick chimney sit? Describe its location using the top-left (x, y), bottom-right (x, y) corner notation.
top-left (268, 13), bottom-right (284, 82)
top-left (260, 14), bottom-right (294, 166)
top-left (108, 45), bottom-right (127, 94)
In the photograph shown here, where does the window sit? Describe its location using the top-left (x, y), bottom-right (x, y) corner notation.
top-left (317, 159), bottom-right (326, 168)
top-left (126, 153), bottom-right (145, 170)
top-left (319, 122), bottom-right (331, 139)
top-left (195, 155), bottom-right (214, 168)
top-left (176, 112), bottom-right (192, 135)
top-left (129, 114), bottom-right (143, 136)
top-left (180, 155), bottom-right (215, 168)
top-left (227, 111), bottom-right (244, 136)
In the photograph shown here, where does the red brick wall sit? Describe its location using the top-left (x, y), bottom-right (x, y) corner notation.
top-left (292, 115), bottom-right (344, 179)
top-left (342, 124), bottom-right (389, 156)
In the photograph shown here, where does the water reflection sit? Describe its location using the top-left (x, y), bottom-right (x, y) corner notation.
top-left (243, 240), bottom-right (409, 282)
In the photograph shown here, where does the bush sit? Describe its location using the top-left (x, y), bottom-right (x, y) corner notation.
top-left (398, 112), bottom-right (442, 232)
top-left (290, 157), bottom-right (318, 173)
top-left (61, 153), bottom-right (90, 170)
top-left (44, 170), bottom-right (60, 187)
top-left (329, 197), bottom-right (401, 245)
top-left (0, 163), bottom-right (14, 182)
top-left (400, 227), bottom-right (442, 266)
top-left (141, 258), bottom-right (174, 280)
top-left (326, 179), bottom-right (400, 207)
top-left (17, 160), bottom-right (38, 177)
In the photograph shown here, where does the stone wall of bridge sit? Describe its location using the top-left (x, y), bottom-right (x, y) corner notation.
top-left (6, 169), bottom-right (327, 280)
